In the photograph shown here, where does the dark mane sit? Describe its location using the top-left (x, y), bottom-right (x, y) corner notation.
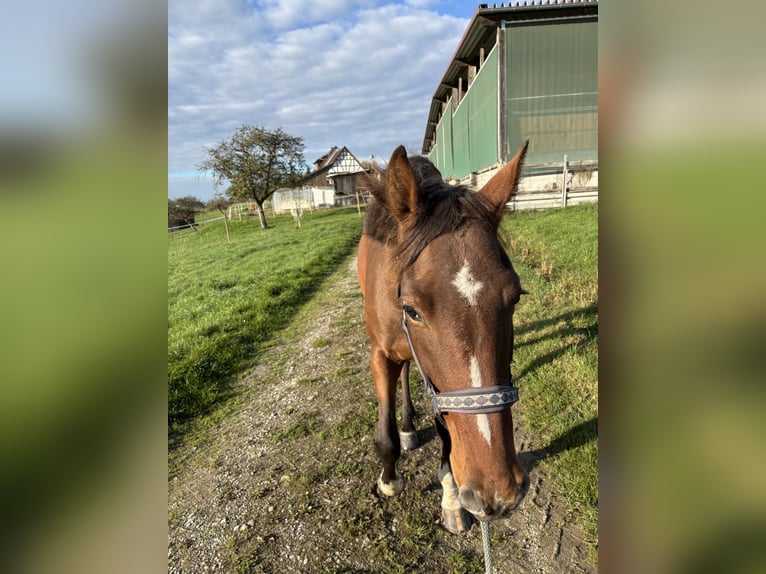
top-left (363, 156), bottom-right (498, 277)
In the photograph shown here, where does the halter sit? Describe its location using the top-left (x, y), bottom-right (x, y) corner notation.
top-left (398, 288), bottom-right (518, 426)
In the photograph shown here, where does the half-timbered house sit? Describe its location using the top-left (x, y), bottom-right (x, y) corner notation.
top-left (272, 146), bottom-right (370, 213)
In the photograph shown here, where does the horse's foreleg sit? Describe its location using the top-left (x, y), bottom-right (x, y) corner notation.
top-left (399, 361), bottom-right (420, 451)
top-left (435, 417), bottom-right (475, 533)
top-left (372, 349), bottom-right (404, 496)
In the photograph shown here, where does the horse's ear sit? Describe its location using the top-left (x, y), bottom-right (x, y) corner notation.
top-left (478, 140), bottom-right (528, 219)
top-left (385, 145), bottom-right (419, 221)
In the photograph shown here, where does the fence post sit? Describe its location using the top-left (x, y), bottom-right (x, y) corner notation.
top-left (562, 154), bottom-right (569, 207)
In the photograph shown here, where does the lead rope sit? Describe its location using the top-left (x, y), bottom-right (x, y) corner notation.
top-left (481, 521), bottom-right (493, 574)
top-left (399, 288), bottom-right (502, 574)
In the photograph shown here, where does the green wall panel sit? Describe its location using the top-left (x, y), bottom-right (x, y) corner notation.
top-left (467, 45), bottom-right (499, 174)
top-left (452, 98), bottom-right (471, 179)
top-left (431, 46), bottom-right (499, 180)
top-left (429, 19), bottom-right (597, 178)
top-left (505, 20), bottom-right (598, 164)
top-left (428, 146), bottom-right (438, 167)
top-left (436, 98), bottom-right (454, 178)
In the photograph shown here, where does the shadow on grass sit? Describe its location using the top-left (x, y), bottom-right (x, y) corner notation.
top-left (413, 424), bottom-right (437, 450)
top-left (514, 301), bottom-right (598, 381)
top-left (515, 302), bottom-right (598, 337)
top-left (519, 417), bottom-right (597, 474)
top-left (515, 321), bottom-right (597, 380)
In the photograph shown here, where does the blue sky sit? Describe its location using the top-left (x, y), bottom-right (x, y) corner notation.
top-left (168, 0), bottom-right (484, 200)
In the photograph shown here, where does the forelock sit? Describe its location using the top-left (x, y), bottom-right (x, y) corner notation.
top-left (362, 155), bottom-right (499, 278)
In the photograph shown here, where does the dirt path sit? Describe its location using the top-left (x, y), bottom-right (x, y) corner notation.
top-left (168, 256), bottom-right (596, 573)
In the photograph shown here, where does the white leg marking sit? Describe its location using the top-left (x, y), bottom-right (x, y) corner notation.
top-left (441, 471), bottom-right (461, 511)
top-left (378, 469), bottom-right (404, 496)
top-left (441, 471), bottom-right (474, 533)
top-left (452, 260), bottom-right (483, 306)
top-left (470, 356), bottom-right (492, 446)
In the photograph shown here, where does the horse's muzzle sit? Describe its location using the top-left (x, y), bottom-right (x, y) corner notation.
top-left (458, 474), bottom-right (530, 520)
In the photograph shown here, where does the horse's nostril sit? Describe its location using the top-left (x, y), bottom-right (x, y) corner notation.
top-left (458, 486), bottom-right (479, 512)
top-left (458, 486), bottom-right (492, 517)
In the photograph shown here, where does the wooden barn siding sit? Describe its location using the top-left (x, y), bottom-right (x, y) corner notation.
top-left (333, 174), bottom-right (357, 196)
top-left (304, 171), bottom-right (332, 187)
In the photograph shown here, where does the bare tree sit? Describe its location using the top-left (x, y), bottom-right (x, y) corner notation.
top-left (207, 194), bottom-right (231, 242)
top-left (198, 125), bottom-right (306, 229)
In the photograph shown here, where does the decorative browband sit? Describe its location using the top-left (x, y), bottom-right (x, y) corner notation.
top-left (432, 384), bottom-right (518, 415)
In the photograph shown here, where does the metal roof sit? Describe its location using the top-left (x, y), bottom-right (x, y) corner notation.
top-left (421, 0), bottom-right (598, 154)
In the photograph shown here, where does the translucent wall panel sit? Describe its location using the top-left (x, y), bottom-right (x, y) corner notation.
top-left (505, 20), bottom-right (598, 164)
top-left (452, 97), bottom-right (471, 179)
top-left (451, 45), bottom-right (500, 180)
top-left (466, 46), bottom-right (499, 173)
top-left (435, 98), bottom-right (454, 178)
top-left (428, 146), bottom-right (438, 168)
top-left (431, 46), bottom-right (499, 180)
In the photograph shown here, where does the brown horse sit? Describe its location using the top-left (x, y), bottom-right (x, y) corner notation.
top-left (357, 141), bottom-right (530, 533)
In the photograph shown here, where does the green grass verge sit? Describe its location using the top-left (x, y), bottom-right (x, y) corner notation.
top-left (168, 202), bottom-right (598, 548)
top-left (168, 207), bottom-right (362, 429)
top-left (193, 209), bottom-right (224, 223)
top-left (502, 203), bottom-right (598, 542)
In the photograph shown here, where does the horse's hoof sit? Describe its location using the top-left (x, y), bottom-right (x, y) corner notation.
top-left (441, 506), bottom-right (475, 534)
top-left (399, 431), bottom-right (420, 452)
top-left (377, 470), bottom-right (404, 497)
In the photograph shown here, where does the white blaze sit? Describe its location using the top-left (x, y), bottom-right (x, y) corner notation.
top-left (452, 261), bottom-right (483, 306)
top-left (470, 355), bottom-right (492, 446)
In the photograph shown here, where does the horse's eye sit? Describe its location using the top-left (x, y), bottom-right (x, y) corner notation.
top-left (403, 305), bottom-right (423, 323)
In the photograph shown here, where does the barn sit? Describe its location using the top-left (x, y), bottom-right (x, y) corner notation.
top-left (422, 0), bottom-right (598, 209)
top-left (272, 146), bottom-right (370, 213)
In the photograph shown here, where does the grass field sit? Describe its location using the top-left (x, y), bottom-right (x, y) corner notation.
top-left (168, 207), bottom-right (363, 429)
top-left (168, 202), bottom-right (598, 549)
top-left (503, 203), bottom-right (598, 540)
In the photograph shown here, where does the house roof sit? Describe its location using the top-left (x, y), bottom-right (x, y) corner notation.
top-left (313, 146), bottom-right (343, 171)
top-left (421, 0), bottom-right (598, 153)
top-left (306, 146), bottom-right (367, 180)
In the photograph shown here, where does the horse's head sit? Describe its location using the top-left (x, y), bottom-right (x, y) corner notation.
top-left (376, 141), bottom-right (530, 521)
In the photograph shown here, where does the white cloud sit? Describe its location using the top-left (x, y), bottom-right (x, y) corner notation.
top-left (169, 0), bottom-right (470, 199)
top-left (256, 0), bottom-right (376, 30)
